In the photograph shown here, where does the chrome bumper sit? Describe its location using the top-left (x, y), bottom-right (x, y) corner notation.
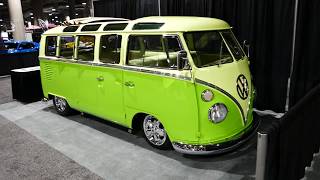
top-left (172, 118), bottom-right (260, 155)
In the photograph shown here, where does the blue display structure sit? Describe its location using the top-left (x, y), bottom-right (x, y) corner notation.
top-left (0, 40), bottom-right (39, 54)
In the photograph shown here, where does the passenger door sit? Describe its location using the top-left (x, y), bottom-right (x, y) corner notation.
top-left (75, 35), bottom-right (98, 113)
top-left (123, 34), bottom-right (198, 140)
top-left (56, 36), bottom-right (78, 108)
top-left (95, 34), bottom-right (125, 124)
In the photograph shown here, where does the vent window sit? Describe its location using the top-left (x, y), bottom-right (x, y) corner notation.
top-left (103, 23), bottom-right (128, 31)
top-left (132, 23), bottom-right (164, 30)
top-left (81, 24), bottom-right (101, 31)
top-left (63, 26), bottom-right (79, 32)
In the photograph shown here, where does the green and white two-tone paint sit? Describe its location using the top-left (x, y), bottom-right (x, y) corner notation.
top-left (39, 16), bottom-right (258, 155)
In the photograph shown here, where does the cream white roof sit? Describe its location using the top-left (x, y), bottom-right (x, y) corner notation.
top-left (43, 16), bottom-right (230, 35)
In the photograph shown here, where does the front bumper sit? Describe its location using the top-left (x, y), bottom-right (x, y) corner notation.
top-left (172, 117), bottom-right (260, 155)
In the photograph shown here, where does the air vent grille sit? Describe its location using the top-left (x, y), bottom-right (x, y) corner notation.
top-left (43, 62), bottom-right (53, 81)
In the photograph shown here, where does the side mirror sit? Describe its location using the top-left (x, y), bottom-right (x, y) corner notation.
top-left (177, 50), bottom-right (188, 71)
top-left (242, 40), bottom-right (250, 58)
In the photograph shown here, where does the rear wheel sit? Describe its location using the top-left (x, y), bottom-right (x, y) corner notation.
top-left (53, 96), bottom-right (73, 116)
top-left (142, 115), bottom-right (171, 149)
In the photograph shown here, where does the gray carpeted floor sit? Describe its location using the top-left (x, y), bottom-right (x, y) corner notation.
top-left (0, 76), bottom-right (12, 105)
top-left (0, 115), bottom-right (103, 180)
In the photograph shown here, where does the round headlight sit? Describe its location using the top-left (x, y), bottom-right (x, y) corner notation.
top-left (201, 89), bottom-right (214, 102)
top-left (208, 103), bottom-right (228, 123)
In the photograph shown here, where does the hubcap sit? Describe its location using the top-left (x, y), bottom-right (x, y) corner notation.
top-left (54, 96), bottom-right (67, 112)
top-left (143, 115), bottom-right (167, 146)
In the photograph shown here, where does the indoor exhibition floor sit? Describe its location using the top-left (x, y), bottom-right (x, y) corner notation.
top-left (0, 76), bottom-right (319, 180)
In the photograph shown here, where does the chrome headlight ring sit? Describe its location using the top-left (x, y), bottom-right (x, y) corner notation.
top-left (201, 89), bottom-right (214, 102)
top-left (208, 103), bottom-right (228, 123)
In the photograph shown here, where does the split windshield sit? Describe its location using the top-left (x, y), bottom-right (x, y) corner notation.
top-left (184, 30), bottom-right (244, 68)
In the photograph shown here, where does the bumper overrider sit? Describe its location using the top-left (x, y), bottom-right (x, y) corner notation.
top-left (172, 117), bottom-right (260, 155)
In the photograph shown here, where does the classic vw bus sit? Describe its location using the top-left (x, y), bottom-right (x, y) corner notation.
top-left (39, 16), bottom-right (258, 155)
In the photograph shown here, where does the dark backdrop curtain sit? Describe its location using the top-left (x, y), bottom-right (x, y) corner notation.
top-left (94, 0), bottom-right (160, 19)
top-left (94, 0), bottom-right (295, 112)
top-left (289, 0), bottom-right (320, 107)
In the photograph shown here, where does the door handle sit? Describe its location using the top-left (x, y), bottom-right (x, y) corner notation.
top-left (125, 81), bottom-right (135, 87)
top-left (96, 76), bottom-right (104, 81)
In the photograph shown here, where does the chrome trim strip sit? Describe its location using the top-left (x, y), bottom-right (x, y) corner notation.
top-left (123, 66), bottom-right (192, 81)
top-left (195, 78), bottom-right (245, 124)
top-left (39, 57), bottom-right (192, 81)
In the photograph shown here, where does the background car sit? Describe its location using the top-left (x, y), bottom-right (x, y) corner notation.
top-left (0, 40), bottom-right (39, 54)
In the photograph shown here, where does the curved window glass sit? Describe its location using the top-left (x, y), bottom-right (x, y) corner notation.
top-left (221, 30), bottom-right (244, 60)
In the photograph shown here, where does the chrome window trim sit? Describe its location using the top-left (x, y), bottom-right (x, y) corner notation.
top-left (123, 65), bottom-right (192, 81)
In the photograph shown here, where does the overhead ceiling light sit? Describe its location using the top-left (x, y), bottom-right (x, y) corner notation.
top-left (31, 17), bottom-right (34, 19)
top-left (82, 3), bottom-right (86, 5)
top-left (52, 8), bottom-right (56, 11)
top-left (55, 20), bottom-right (59, 23)
top-left (49, 13), bottom-right (52, 16)
top-left (55, 16), bottom-right (58, 18)
top-left (30, 13), bottom-right (33, 15)
top-left (0, 3), bottom-right (4, 6)
top-left (66, 5), bottom-right (69, 8)
top-left (75, 13), bottom-right (78, 16)
top-left (0, 19), bottom-right (2, 22)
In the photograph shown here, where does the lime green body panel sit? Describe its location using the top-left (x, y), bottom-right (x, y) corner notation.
top-left (194, 80), bottom-right (254, 145)
top-left (192, 58), bottom-right (253, 145)
top-left (123, 69), bottom-right (199, 143)
top-left (40, 57), bottom-right (254, 145)
top-left (40, 59), bottom-right (126, 126)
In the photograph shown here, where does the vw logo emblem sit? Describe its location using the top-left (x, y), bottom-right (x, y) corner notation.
top-left (236, 74), bottom-right (249, 100)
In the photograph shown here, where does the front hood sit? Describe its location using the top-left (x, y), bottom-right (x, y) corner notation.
top-left (194, 59), bottom-right (252, 123)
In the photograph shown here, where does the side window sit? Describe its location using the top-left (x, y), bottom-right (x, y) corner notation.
top-left (60, 36), bottom-right (75, 59)
top-left (45, 36), bottom-right (57, 56)
top-left (127, 35), bottom-right (181, 69)
top-left (77, 35), bottom-right (95, 61)
top-left (99, 35), bottom-right (122, 64)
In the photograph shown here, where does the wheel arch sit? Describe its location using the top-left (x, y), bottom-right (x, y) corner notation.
top-left (130, 112), bottom-right (172, 138)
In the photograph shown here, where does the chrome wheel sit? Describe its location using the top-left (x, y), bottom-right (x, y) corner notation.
top-left (54, 96), bottom-right (67, 112)
top-left (143, 115), bottom-right (167, 146)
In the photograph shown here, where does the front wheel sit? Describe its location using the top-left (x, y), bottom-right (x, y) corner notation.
top-left (142, 115), bottom-right (171, 149)
top-left (53, 96), bottom-right (73, 116)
